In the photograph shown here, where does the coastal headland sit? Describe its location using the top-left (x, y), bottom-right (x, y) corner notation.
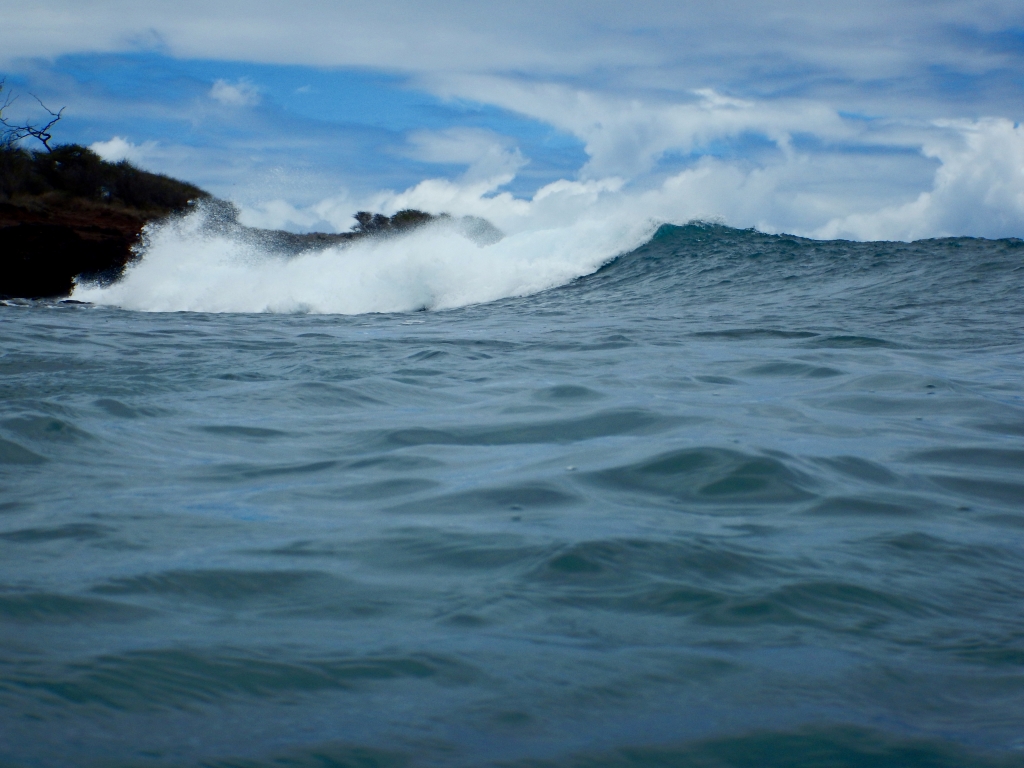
top-left (0, 144), bottom-right (447, 300)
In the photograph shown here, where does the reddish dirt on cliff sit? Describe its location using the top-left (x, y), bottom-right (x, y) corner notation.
top-left (0, 197), bottom-right (160, 298)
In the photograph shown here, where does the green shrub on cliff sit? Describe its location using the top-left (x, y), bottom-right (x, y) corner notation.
top-left (0, 145), bottom-right (39, 199)
top-left (0, 143), bottom-right (208, 213)
top-left (352, 208), bottom-right (444, 234)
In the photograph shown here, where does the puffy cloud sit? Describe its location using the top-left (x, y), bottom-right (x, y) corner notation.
top-left (814, 118), bottom-right (1024, 240)
top-left (209, 78), bottom-right (260, 106)
top-left (432, 79), bottom-right (857, 178)
top-left (326, 113), bottom-right (1018, 242)
top-left (217, 83), bottom-right (1023, 242)
top-left (88, 136), bottom-right (158, 163)
top-left (405, 127), bottom-right (527, 183)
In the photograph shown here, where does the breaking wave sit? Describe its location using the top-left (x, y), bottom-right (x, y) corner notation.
top-left (71, 204), bottom-right (657, 314)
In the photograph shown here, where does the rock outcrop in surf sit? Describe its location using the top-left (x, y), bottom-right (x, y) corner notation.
top-left (189, 198), bottom-right (501, 257)
top-left (1, 144), bottom-right (498, 300)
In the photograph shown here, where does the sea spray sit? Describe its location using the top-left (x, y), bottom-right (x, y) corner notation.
top-left (72, 203), bottom-right (657, 314)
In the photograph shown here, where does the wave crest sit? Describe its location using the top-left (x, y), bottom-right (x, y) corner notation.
top-left (72, 203), bottom-right (654, 314)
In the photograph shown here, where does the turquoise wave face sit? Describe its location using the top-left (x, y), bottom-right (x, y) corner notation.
top-left (1, 226), bottom-right (1023, 766)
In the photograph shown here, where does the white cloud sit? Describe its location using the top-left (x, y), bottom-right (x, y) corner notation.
top-left (433, 79), bottom-right (857, 178)
top-left (89, 136), bottom-right (158, 164)
top-left (322, 112), bottom-right (1019, 242)
top-left (210, 85), bottom-right (1024, 242)
top-left (814, 118), bottom-right (1024, 241)
top-left (209, 78), bottom-right (260, 107)
top-left (3, 0), bottom-right (1023, 120)
top-left (405, 128), bottom-right (527, 183)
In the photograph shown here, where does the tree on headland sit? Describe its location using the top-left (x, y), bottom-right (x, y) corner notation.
top-left (352, 208), bottom-right (439, 234)
top-left (353, 211), bottom-right (390, 233)
top-left (0, 79), bottom-right (64, 152)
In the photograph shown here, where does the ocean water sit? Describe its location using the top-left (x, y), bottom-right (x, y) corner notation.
top-left (2, 222), bottom-right (1024, 767)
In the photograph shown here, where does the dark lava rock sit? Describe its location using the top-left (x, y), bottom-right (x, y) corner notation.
top-left (0, 202), bottom-right (158, 299)
top-left (1, 144), bottom-right (209, 300)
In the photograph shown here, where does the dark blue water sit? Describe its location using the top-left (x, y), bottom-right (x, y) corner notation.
top-left (2, 224), bottom-right (1024, 767)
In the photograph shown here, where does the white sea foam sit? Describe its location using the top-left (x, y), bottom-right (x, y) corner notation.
top-left (71, 204), bottom-right (656, 314)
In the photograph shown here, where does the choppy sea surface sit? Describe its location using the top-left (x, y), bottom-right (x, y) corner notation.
top-left (2, 223), bottom-right (1024, 767)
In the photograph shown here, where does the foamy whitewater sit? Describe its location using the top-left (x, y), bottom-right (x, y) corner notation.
top-left (72, 204), bottom-right (658, 314)
top-left (3, 218), bottom-right (1024, 767)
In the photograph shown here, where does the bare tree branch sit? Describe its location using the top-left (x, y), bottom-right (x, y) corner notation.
top-left (0, 79), bottom-right (65, 152)
top-left (0, 79), bottom-right (18, 149)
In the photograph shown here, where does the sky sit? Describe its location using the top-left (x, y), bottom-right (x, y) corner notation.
top-left (2, 0), bottom-right (1024, 240)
